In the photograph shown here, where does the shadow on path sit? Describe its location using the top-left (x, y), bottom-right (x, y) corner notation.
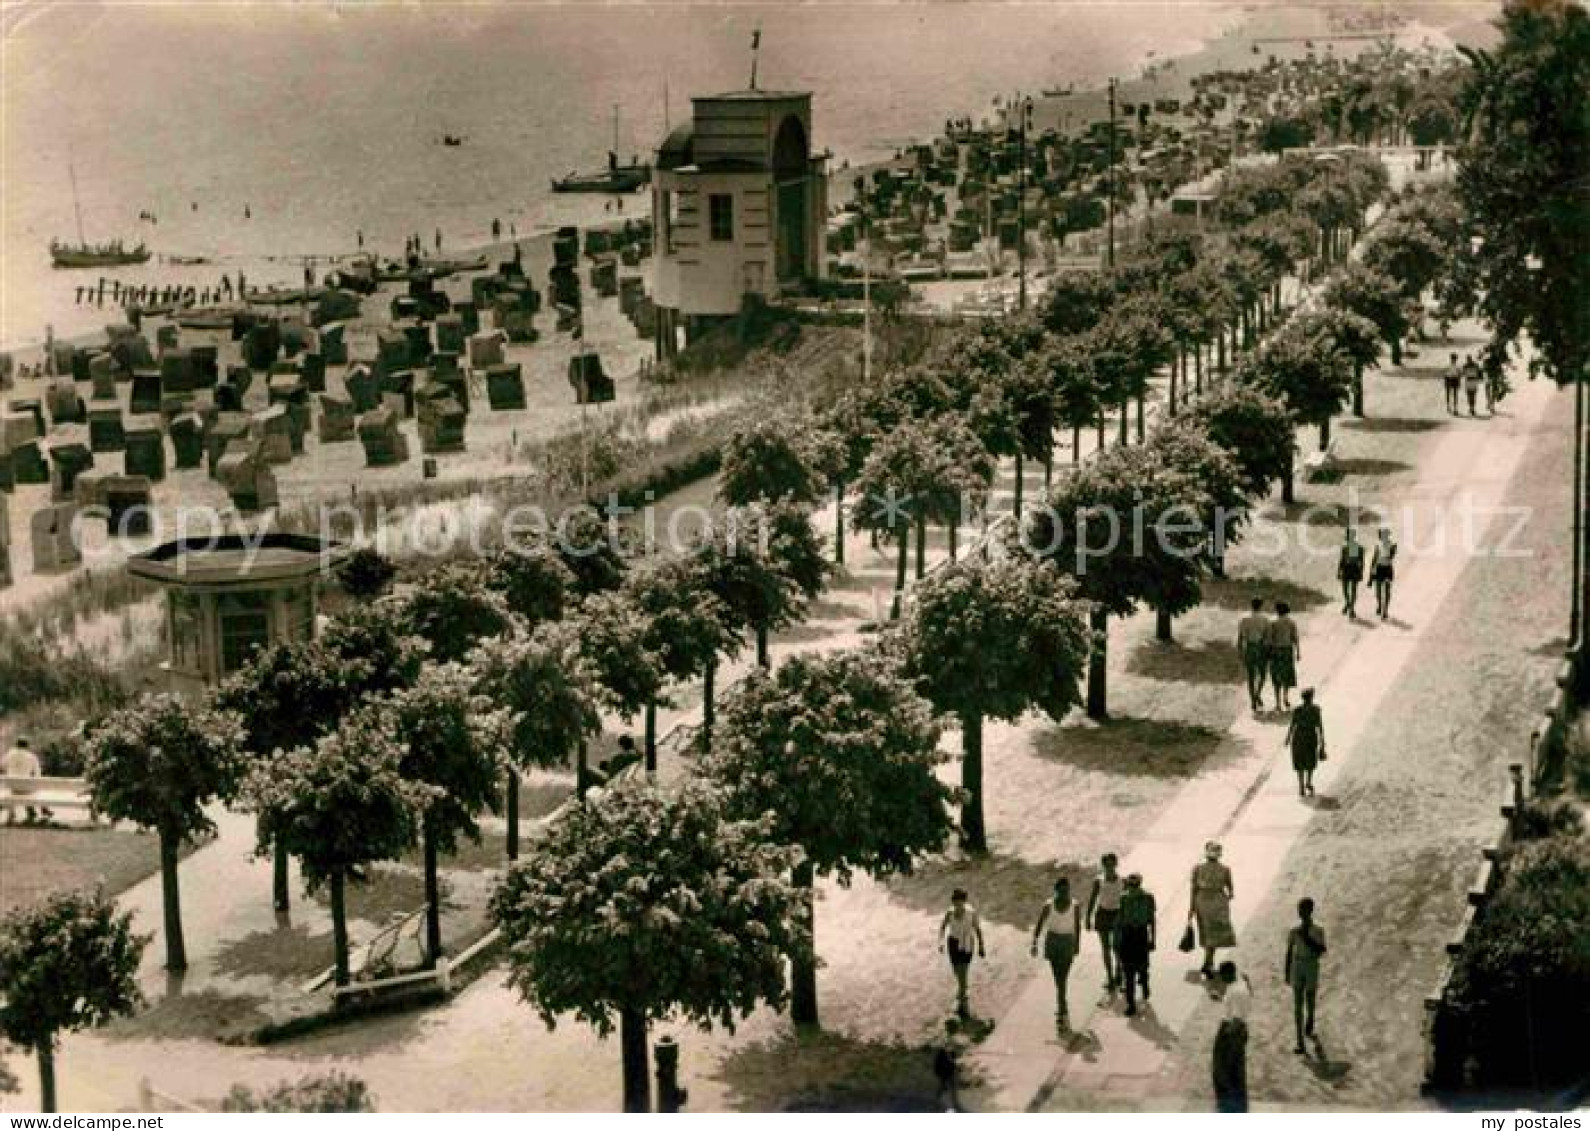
top-left (884, 852), bottom-right (1076, 931)
top-left (1342, 417), bottom-right (1444, 434)
top-left (1333, 458), bottom-right (1413, 478)
top-left (1127, 640), bottom-right (1244, 686)
top-left (710, 1027), bottom-right (940, 1112)
top-left (1203, 576), bottom-right (1333, 613)
top-left (1033, 718), bottom-right (1235, 780)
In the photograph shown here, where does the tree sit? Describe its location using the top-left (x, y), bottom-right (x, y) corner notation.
top-left (892, 555), bottom-right (1090, 852)
top-left (1183, 382), bottom-right (1295, 500)
top-left (0, 890), bottom-right (144, 1112)
top-left (690, 509), bottom-right (805, 671)
top-left (622, 556), bottom-right (738, 756)
top-left (1143, 419), bottom-right (1250, 638)
top-left (486, 544), bottom-right (574, 625)
top-left (397, 562), bottom-right (512, 663)
top-left (83, 694), bottom-right (246, 972)
top-left (1294, 305), bottom-right (1383, 418)
top-left (382, 665), bottom-right (507, 962)
top-left (472, 623), bottom-right (600, 855)
top-left (337, 546), bottom-right (396, 600)
top-left (706, 651), bottom-right (953, 1024)
top-left (1028, 441), bottom-right (1208, 717)
top-left (1456, 0), bottom-right (1590, 387)
top-left (1362, 211), bottom-right (1449, 304)
top-left (1242, 326), bottom-right (1354, 499)
top-left (216, 604), bottom-right (423, 911)
top-left (718, 418), bottom-right (825, 506)
top-left (570, 591), bottom-right (667, 774)
top-left (492, 780), bottom-right (807, 1112)
top-left (221, 1073), bottom-right (375, 1112)
top-left (1325, 261), bottom-right (1412, 367)
top-left (851, 419), bottom-right (942, 618)
top-left (1040, 335), bottom-right (1105, 466)
top-left (245, 718), bottom-right (430, 986)
top-left (551, 508), bottom-right (630, 595)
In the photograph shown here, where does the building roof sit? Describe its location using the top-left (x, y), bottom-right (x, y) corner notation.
top-left (695, 89), bottom-right (810, 102)
top-left (128, 532), bottom-right (350, 589)
top-left (656, 123), bottom-right (695, 171)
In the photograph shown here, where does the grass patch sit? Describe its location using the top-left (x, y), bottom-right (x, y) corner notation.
top-left (0, 823), bottom-right (161, 915)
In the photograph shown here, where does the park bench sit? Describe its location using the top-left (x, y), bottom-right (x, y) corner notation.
top-left (0, 775), bottom-right (99, 824)
top-left (1301, 437), bottom-right (1340, 483)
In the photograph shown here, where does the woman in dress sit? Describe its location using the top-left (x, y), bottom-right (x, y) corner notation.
top-left (1285, 687), bottom-right (1326, 797)
top-left (1031, 876), bottom-right (1083, 1031)
top-left (1371, 527), bottom-right (1397, 620)
top-left (1266, 602), bottom-right (1300, 711)
top-left (1338, 528), bottom-right (1366, 618)
top-left (1189, 841), bottom-right (1236, 978)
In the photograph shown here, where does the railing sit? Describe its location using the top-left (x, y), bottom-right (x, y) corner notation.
top-left (1421, 645), bottom-right (1582, 1091)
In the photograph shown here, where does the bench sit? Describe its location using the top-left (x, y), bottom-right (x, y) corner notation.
top-left (1301, 438), bottom-right (1340, 483)
top-left (0, 775), bottom-right (100, 824)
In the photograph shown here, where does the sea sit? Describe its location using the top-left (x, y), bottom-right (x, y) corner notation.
top-left (0, 0), bottom-right (1238, 351)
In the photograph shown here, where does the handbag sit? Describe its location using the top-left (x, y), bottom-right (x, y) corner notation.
top-left (1178, 923), bottom-right (1196, 953)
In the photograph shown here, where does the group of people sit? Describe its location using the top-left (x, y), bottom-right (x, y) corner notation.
top-left (1442, 352), bottom-right (1494, 417)
top-left (1236, 599), bottom-right (1303, 712)
top-left (1336, 525), bottom-right (1397, 621)
top-left (937, 847), bottom-right (1330, 1113)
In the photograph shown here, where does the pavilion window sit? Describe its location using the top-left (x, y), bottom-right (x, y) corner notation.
top-left (218, 591), bottom-right (273, 676)
top-left (709, 194), bottom-right (735, 242)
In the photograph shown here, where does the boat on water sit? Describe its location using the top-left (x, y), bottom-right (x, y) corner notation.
top-left (51, 239), bottom-right (152, 268)
top-left (51, 162), bottom-right (151, 268)
top-left (551, 105), bottom-right (650, 194)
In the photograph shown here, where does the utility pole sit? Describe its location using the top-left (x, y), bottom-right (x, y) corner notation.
top-left (1106, 78), bottom-right (1117, 268)
top-left (1018, 95), bottom-right (1031, 311)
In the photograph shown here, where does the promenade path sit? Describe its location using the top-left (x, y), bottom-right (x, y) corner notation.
top-left (972, 337), bottom-right (1573, 1112)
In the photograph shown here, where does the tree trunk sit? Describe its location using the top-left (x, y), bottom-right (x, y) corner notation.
top-left (505, 766), bottom-right (520, 859)
top-left (423, 818), bottom-right (442, 968)
top-left (1282, 449), bottom-right (1297, 504)
top-left (833, 480), bottom-right (846, 566)
top-left (1319, 415), bottom-right (1332, 451)
top-left (961, 712), bottom-right (987, 853)
top-left (891, 531), bottom-right (908, 620)
top-left (914, 514), bottom-right (927, 580)
top-left (1390, 337), bottom-right (1403, 366)
top-left (948, 521), bottom-right (958, 561)
top-left (272, 836), bottom-right (290, 913)
top-left (1194, 342), bottom-right (1204, 394)
top-left (37, 1042), bottom-right (56, 1114)
top-left (1118, 398), bottom-right (1129, 446)
top-left (1013, 452), bottom-right (1024, 521)
top-left (1086, 607), bottom-right (1109, 720)
top-left (331, 867), bottom-right (351, 988)
top-left (620, 1007), bottom-right (651, 1113)
top-left (1170, 349), bottom-right (1181, 415)
top-left (1044, 455), bottom-right (1053, 490)
top-left (576, 741), bottom-right (590, 800)
top-left (791, 860), bottom-right (819, 1025)
top-left (1216, 331), bottom-right (1227, 375)
top-left (756, 625), bottom-right (770, 669)
top-left (644, 701), bottom-right (657, 773)
top-left (159, 829), bottom-right (187, 972)
top-left (1352, 361), bottom-right (1364, 417)
top-left (702, 660), bottom-right (717, 747)
top-left (1096, 410), bottom-right (1106, 452)
top-left (1155, 607), bottom-right (1173, 642)
top-left (1072, 425), bottom-right (1081, 466)
top-left (1136, 390), bottom-right (1146, 442)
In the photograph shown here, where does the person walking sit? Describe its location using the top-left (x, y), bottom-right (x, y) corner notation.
top-left (1463, 355), bottom-right (1484, 416)
top-left (1266, 602), bottom-right (1301, 711)
top-left (1284, 897), bottom-right (1328, 1053)
top-left (939, 888), bottom-right (986, 1019)
top-left (1116, 873), bottom-right (1156, 1016)
top-left (1086, 853), bottom-right (1125, 994)
top-left (1371, 527), bottom-right (1397, 620)
top-left (1031, 877), bottom-right (1083, 1031)
top-left (1338, 527), bottom-right (1366, 618)
top-left (1212, 961), bottom-right (1253, 1112)
top-left (1189, 841), bottom-right (1236, 979)
top-left (1236, 598), bottom-right (1271, 712)
top-left (1443, 352), bottom-right (1461, 414)
top-left (1285, 688), bottom-right (1326, 797)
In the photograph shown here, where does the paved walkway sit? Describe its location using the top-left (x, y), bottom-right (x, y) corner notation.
top-left (967, 350), bottom-right (1569, 1110)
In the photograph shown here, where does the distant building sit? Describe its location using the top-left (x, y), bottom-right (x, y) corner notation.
top-left (127, 532), bottom-right (349, 692)
top-left (650, 90), bottom-right (827, 359)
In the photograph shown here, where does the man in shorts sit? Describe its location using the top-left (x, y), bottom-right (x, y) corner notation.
top-left (938, 888), bottom-right (985, 1019)
top-left (1236, 599), bottom-right (1271, 712)
top-left (1086, 852), bottom-right (1125, 994)
top-left (1443, 352), bottom-right (1462, 414)
top-left (1284, 897), bottom-right (1328, 1053)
